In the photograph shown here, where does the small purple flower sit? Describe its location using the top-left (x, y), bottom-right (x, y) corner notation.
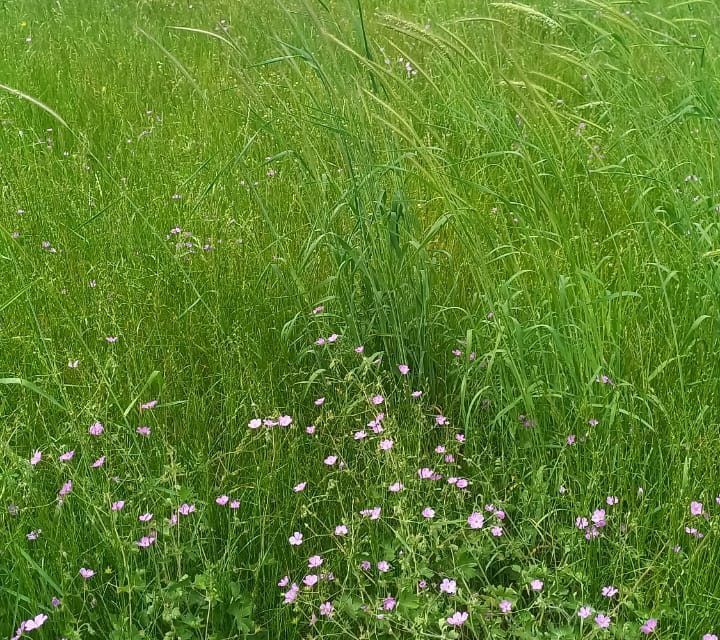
top-left (446, 611), bottom-right (468, 627)
top-left (595, 613), bottom-right (611, 629)
top-left (601, 585), bottom-right (618, 598)
top-left (439, 578), bottom-right (457, 594)
top-left (640, 619), bottom-right (658, 635)
top-left (467, 512), bottom-right (485, 529)
top-left (89, 421), bottom-right (104, 436)
top-left (377, 560), bottom-right (391, 573)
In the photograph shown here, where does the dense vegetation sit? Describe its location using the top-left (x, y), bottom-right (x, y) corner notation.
top-left (2, 0), bottom-right (720, 637)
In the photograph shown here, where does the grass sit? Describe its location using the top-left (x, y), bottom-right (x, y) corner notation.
top-left (2, 0), bottom-right (720, 637)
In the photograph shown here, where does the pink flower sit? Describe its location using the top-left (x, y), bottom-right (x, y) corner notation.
top-left (248, 418), bottom-right (262, 429)
top-left (702, 635), bottom-right (718, 640)
top-left (411, 390), bottom-right (423, 398)
top-left (278, 415), bottom-right (293, 427)
top-left (306, 425), bottom-right (316, 434)
top-left (303, 574), bottom-right (319, 587)
top-left (398, 364), bottom-right (410, 375)
top-left (389, 482), bottom-right (404, 492)
top-left (21, 613), bottom-right (48, 631)
top-left (691, 501), bottom-right (704, 516)
top-left (435, 414), bottom-right (449, 426)
top-left (595, 613), bottom-right (611, 629)
top-left (371, 394), bottom-right (384, 405)
top-left (578, 606), bottom-right (592, 619)
top-left (640, 619), bottom-right (658, 635)
top-left (354, 430), bottom-right (367, 440)
top-left (140, 400), bottom-right (158, 411)
top-left (377, 560), bottom-right (391, 572)
top-left (88, 421), bottom-right (104, 436)
top-left (319, 601), bottom-right (334, 617)
top-left (467, 512), bottom-right (485, 529)
top-left (422, 507), bottom-right (435, 519)
top-left (354, 345), bottom-right (364, 353)
top-left (530, 579), bottom-right (544, 591)
top-left (105, 336), bottom-right (118, 343)
top-left (379, 439), bottom-right (393, 451)
top-left (136, 426), bottom-right (151, 436)
top-left (601, 585), bottom-right (618, 598)
top-left (440, 578), bottom-right (457, 594)
top-left (566, 434), bottom-right (576, 445)
top-left (79, 567), bottom-right (95, 579)
top-left (591, 509), bottom-right (606, 527)
top-left (111, 500), bottom-right (125, 511)
top-left (314, 397), bottom-right (325, 406)
top-left (58, 480), bottom-right (73, 498)
top-left (26, 530), bottom-right (41, 541)
top-left (289, 531), bottom-right (303, 546)
top-left (91, 456), bottom-right (105, 468)
top-left (59, 450), bottom-right (75, 462)
top-left (360, 507), bottom-right (381, 520)
top-left (491, 525), bottom-right (504, 537)
top-left (215, 495), bottom-right (229, 506)
top-left (283, 583), bottom-right (299, 604)
top-left (446, 611), bottom-right (468, 627)
top-left (229, 500), bottom-right (240, 509)
top-left (606, 496), bottom-right (619, 506)
top-left (418, 467), bottom-right (435, 479)
top-left (499, 600), bottom-right (512, 613)
top-left (278, 576), bottom-right (289, 587)
top-left (334, 524), bottom-right (348, 536)
top-left (139, 512), bottom-right (153, 522)
top-left (324, 455), bottom-right (338, 466)
top-left (383, 596), bottom-right (396, 610)
top-left (327, 333), bottom-right (339, 343)
top-left (29, 450), bottom-right (42, 466)
top-left (293, 482), bottom-right (306, 493)
top-left (136, 535), bottom-right (157, 548)
top-left (308, 555), bottom-right (323, 568)
top-left (178, 503), bottom-right (195, 516)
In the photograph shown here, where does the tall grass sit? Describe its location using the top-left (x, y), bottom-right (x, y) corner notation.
top-left (2, 0), bottom-right (720, 637)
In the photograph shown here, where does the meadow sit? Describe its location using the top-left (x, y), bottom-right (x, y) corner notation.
top-left (2, 0), bottom-right (720, 637)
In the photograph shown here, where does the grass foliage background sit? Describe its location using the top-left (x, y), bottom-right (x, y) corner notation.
top-left (2, 0), bottom-right (720, 636)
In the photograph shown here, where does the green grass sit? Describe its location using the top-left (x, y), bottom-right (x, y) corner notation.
top-left (2, 0), bottom-right (720, 637)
